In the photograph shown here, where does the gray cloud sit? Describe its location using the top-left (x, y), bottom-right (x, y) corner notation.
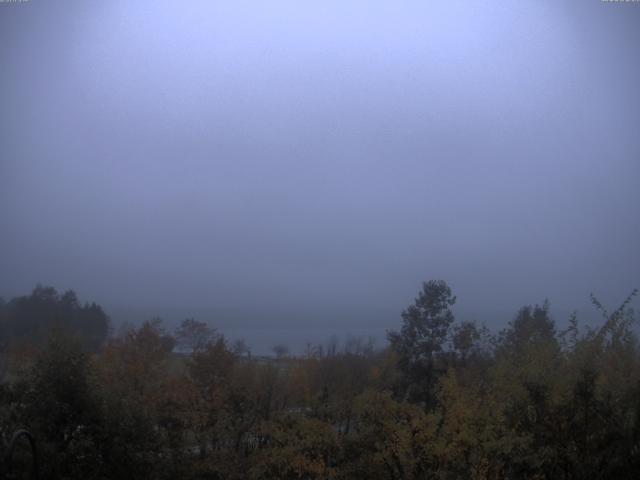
top-left (1, 0), bottom-right (639, 352)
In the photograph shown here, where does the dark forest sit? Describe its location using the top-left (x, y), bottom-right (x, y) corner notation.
top-left (1, 282), bottom-right (639, 479)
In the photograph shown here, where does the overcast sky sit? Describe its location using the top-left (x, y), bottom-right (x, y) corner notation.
top-left (1, 0), bottom-right (639, 350)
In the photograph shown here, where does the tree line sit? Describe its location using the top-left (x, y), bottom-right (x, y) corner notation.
top-left (0, 281), bottom-right (639, 479)
top-left (0, 285), bottom-right (109, 352)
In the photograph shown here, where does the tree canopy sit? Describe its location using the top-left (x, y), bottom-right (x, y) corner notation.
top-left (0, 285), bottom-right (109, 351)
top-left (0, 282), bottom-right (639, 479)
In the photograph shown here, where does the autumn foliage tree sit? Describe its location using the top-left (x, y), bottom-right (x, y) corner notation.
top-left (0, 283), bottom-right (639, 479)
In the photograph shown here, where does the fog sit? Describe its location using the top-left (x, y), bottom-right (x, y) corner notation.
top-left (1, 0), bottom-right (639, 353)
